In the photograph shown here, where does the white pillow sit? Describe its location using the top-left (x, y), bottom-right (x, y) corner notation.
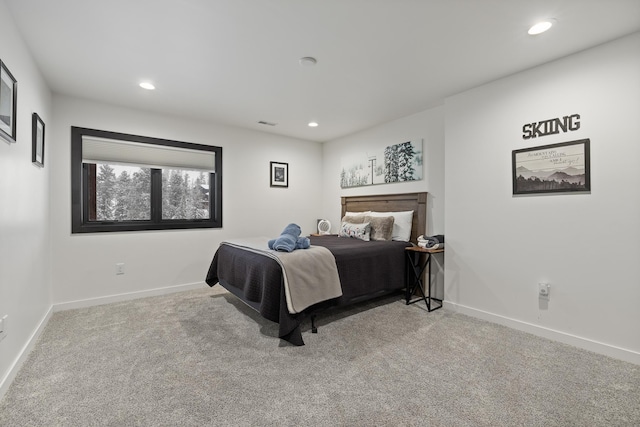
top-left (368, 210), bottom-right (413, 241)
top-left (338, 222), bottom-right (371, 241)
top-left (344, 211), bottom-right (370, 217)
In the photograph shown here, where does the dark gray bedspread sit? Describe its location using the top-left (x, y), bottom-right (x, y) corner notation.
top-left (205, 235), bottom-right (411, 345)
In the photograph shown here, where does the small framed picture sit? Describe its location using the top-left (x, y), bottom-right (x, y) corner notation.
top-left (32, 113), bottom-right (45, 167)
top-left (0, 60), bottom-right (18, 143)
top-left (512, 138), bottom-right (590, 195)
top-left (270, 161), bottom-right (288, 188)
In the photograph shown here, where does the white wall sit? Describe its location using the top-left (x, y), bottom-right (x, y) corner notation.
top-left (50, 95), bottom-right (323, 306)
top-left (321, 107), bottom-right (445, 236)
top-left (444, 32), bottom-right (640, 363)
top-left (0, 0), bottom-right (53, 397)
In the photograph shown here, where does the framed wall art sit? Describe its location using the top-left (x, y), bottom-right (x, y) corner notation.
top-left (340, 139), bottom-right (423, 188)
top-left (512, 138), bottom-right (590, 195)
top-left (270, 161), bottom-right (288, 187)
top-left (0, 60), bottom-right (18, 143)
top-left (32, 113), bottom-right (45, 167)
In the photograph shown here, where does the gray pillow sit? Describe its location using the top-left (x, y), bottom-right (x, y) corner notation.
top-left (364, 215), bottom-right (394, 241)
top-left (341, 214), bottom-right (366, 224)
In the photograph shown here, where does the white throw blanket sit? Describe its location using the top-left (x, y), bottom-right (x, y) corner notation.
top-left (222, 238), bottom-right (343, 314)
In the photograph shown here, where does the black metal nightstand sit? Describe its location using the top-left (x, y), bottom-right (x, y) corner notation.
top-left (405, 246), bottom-right (444, 312)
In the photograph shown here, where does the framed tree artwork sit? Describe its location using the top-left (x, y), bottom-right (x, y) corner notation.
top-left (270, 161), bottom-right (288, 187)
top-left (32, 113), bottom-right (45, 167)
top-left (340, 140), bottom-right (423, 188)
top-left (512, 139), bottom-right (590, 195)
top-left (0, 60), bottom-right (18, 143)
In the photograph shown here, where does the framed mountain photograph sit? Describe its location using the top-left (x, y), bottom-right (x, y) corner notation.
top-left (512, 139), bottom-right (590, 195)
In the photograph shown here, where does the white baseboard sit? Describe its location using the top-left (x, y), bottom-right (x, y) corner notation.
top-left (53, 281), bottom-right (206, 312)
top-left (0, 306), bottom-right (53, 401)
top-left (443, 301), bottom-right (640, 365)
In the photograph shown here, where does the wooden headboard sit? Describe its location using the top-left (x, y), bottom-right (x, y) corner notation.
top-left (341, 192), bottom-right (427, 243)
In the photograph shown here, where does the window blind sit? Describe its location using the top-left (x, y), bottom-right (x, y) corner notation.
top-left (82, 136), bottom-right (216, 172)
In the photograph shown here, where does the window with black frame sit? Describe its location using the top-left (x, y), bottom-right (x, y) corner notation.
top-left (71, 127), bottom-right (222, 233)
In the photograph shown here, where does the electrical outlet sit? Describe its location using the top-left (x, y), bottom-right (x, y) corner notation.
top-left (116, 263), bottom-right (125, 275)
top-left (0, 315), bottom-right (8, 342)
top-left (538, 283), bottom-right (550, 298)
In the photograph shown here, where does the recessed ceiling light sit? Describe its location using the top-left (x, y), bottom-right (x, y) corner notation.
top-left (139, 82), bottom-right (155, 90)
top-left (308, 122), bottom-right (319, 127)
top-left (299, 57), bottom-right (317, 66)
top-left (528, 20), bottom-right (555, 35)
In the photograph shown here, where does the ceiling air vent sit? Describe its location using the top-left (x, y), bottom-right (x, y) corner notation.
top-left (258, 121), bottom-right (277, 126)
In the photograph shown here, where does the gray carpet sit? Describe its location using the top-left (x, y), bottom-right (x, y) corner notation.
top-left (0, 287), bottom-right (638, 427)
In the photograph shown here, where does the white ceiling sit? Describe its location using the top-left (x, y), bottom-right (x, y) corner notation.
top-left (5, 0), bottom-right (640, 142)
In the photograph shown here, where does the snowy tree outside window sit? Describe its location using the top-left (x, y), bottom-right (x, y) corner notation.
top-left (92, 164), bottom-right (210, 221)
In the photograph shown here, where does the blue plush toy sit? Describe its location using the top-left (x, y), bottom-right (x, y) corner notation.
top-left (268, 223), bottom-right (310, 252)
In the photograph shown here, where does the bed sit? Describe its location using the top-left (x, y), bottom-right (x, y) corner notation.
top-left (205, 192), bottom-right (427, 345)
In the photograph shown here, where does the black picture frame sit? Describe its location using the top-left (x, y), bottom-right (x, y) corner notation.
top-left (270, 161), bottom-right (288, 187)
top-left (32, 113), bottom-right (45, 167)
top-left (512, 138), bottom-right (590, 195)
top-left (0, 60), bottom-right (18, 143)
